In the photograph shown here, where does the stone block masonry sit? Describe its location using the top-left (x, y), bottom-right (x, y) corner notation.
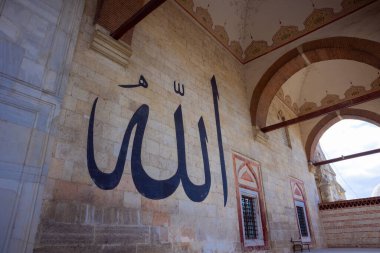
top-left (32, 0), bottom-right (325, 252)
top-left (319, 197), bottom-right (380, 248)
top-left (0, 0), bottom-right (84, 252)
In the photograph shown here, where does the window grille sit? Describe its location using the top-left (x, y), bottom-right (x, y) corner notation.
top-left (296, 206), bottom-right (309, 237)
top-left (241, 195), bottom-right (258, 239)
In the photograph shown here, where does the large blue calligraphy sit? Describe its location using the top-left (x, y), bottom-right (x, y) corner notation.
top-left (87, 76), bottom-right (227, 206)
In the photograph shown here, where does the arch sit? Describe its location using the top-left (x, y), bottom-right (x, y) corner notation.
top-left (250, 37), bottom-right (380, 128)
top-left (237, 163), bottom-right (259, 190)
top-left (305, 108), bottom-right (380, 162)
top-left (293, 183), bottom-right (305, 201)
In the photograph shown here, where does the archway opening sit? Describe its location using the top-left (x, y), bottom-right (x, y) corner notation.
top-left (319, 119), bottom-right (380, 199)
top-left (250, 37), bottom-right (380, 128)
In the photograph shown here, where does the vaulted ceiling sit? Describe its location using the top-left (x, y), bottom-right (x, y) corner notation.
top-left (175, 0), bottom-right (376, 63)
top-left (277, 60), bottom-right (380, 116)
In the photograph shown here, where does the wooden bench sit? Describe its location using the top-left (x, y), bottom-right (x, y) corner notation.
top-left (291, 238), bottom-right (310, 252)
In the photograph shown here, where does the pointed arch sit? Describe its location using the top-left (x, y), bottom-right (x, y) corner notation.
top-left (305, 108), bottom-right (380, 161)
top-left (250, 37), bottom-right (380, 128)
top-left (238, 163), bottom-right (259, 190)
top-left (293, 183), bottom-right (305, 201)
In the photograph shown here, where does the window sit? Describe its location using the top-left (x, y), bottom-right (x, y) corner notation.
top-left (296, 204), bottom-right (309, 237)
top-left (295, 201), bottom-right (311, 241)
top-left (291, 180), bottom-right (312, 243)
top-left (233, 153), bottom-right (269, 250)
top-left (239, 188), bottom-right (264, 246)
top-left (241, 195), bottom-right (257, 239)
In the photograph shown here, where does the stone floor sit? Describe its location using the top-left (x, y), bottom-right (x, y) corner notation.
top-left (311, 249), bottom-right (380, 253)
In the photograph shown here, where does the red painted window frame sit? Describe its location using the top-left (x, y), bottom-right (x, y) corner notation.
top-left (290, 177), bottom-right (314, 244)
top-left (232, 153), bottom-right (270, 251)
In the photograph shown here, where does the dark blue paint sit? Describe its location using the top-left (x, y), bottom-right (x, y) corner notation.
top-left (173, 81), bottom-right (184, 96)
top-left (119, 75), bottom-right (148, 88)
top-left (211, 75), bottom-right (228, 206)
top-left (87, 75), bottom-right (226, 205)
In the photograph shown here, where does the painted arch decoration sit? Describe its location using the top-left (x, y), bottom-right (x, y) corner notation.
top-left (305, 108), bottom-right (380, 162)
top-left (250, 37), bottom-right (380, 128)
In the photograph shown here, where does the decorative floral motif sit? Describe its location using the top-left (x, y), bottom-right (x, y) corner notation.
top-left (284, 95), bottom-right (292, 107)
top-left (194, 7), bottom-right (213, 30)
top-left (174, 0), bottom-right (375, 63)
top-left (272, 26), bottom-right (300, 45)
top-left (230, 41), bottom-right (243, 58)
top-left (214, 25), bottom-right (229, 45)
top-left (303, 8), bottom-right (335, 31)
top-left (277, 88), bottom-right (285, 100)
top-left (244, 40), bottom-right (269, 60)
top-left (344, 85), bottom-right (366, 98)
top-left (371, 77), bottom-right (380, 89)
top-left (299, 102), bottom-right (318, 114)
top-left (321, 94), bottom-right (340, 106)
top-left (289, 76), bottom-right (379, 115)
top-left (292, 103), bottom-right (299, 114)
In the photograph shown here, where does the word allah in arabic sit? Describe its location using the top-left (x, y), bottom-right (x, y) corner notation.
top-left (87, 76), bottom-right (228, 206)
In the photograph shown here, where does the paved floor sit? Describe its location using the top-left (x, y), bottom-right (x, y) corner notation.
top-left (311, 249), bottom-right (380, 253)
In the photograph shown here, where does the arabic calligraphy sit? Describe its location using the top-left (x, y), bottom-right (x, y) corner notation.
top-left (87, 76), bottom-right (227, 205)
top-left (119, 75), bottom-right (148, 88)
top-left (173, 81), bottom-right (185, 96)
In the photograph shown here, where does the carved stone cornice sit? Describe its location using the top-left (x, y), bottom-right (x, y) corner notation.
top-left (90, 25), bottom-right (132, 67)
top-left (319, 196), bottom-right (380, 210)
top-left (253, 126), bottom-right (269, 145)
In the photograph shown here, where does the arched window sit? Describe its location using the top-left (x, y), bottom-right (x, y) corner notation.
top-left (233, 153), bottom-right (269, 250)
top-left (290, 179), bottom-right (312, 243)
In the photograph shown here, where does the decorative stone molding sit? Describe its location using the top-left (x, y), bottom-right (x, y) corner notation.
top-left (308, 164), bottom-right (317, 174)
top-left (90, 26), bottom-right (132, 67)
top-left (319, 196), bottom-right (380, 210)
top-left (253, 126), bottom-right (269, 145)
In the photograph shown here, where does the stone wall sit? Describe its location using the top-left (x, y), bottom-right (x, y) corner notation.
top-left (319, 197), bottom-right (380, 248)
top-left (0, 0), bottom-right (84, 252)
top-left (32, 1), bottom-right (325, 252)
top-left (313, 145), bottom-right (346, 203)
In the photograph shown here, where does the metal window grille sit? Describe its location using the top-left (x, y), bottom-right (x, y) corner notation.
top-left (296, 206), bottom-right (309, 237)
top-left (241, 195), bottom-right (258, 239)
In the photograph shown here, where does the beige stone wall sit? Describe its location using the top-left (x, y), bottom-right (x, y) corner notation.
top-left (320, 203), bottom-right (380, 247)
top-left (264, 96), bottom-right (326, 249)
top-left (34, 1), bottom-right (325, 252)
top-left (0, 1), bottom-right (84, 252)
top-left (314, 145), bottom-right (346, 203)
